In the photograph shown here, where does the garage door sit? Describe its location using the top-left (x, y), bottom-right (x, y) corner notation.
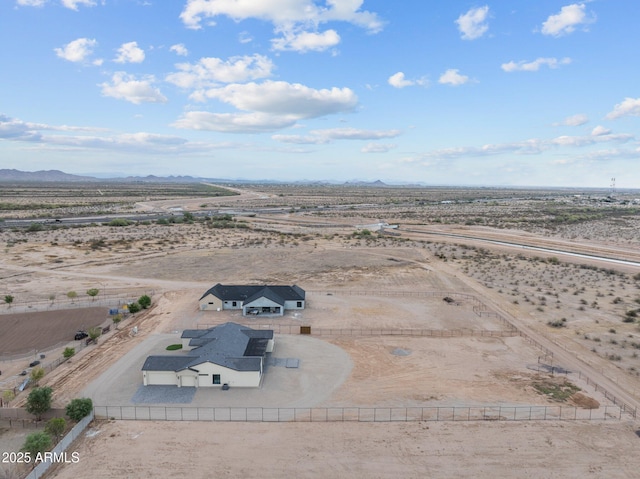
top-left (180, 375), bottom-right (196, 387)
top-left (147, 371), bottom-right (177, 386)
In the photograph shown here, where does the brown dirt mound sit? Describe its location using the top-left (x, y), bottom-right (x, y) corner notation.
top-left (569, 392), bottom-right (600, 409)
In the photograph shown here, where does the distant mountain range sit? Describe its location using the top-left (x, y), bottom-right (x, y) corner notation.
top-left (0, 169), bottom-right (394, 186)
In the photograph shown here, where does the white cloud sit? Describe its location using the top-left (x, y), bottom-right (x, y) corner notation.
top-left (438, 69), bottom-right (470, 86)
top-left (541, 3), bottom-right (595, 37)
top-left (114, 41), bottom-right (145, 64)
top-left (238, 31), bottom-right (253, 44)
top-left (273, 127), bottom-right (401, 144)
top-left (54, 38), bottom-right (97, 63)
top-left (166, 54), bottom-right (274, 90)
top-left (455, 5), bottom-right (489, 40)
top-left (99, 72), bottom-right (167, 104)
top-left (272, 29), bottom-right (340, 52)
top-left (362, 143), bottom-right (396, 153)
top-left (180, 0), bottom-right (383, 33)
top-left (173, 81), bottom-right (358, 134)
top-left (388, 72), bottom-right (428, 89)
top-left (16, 0), bottom-right (48, 6)
top-left (61, 0), bottom-right (96, 9)
top-left (169, 43), bottom-right (189, 56)
top-left (560, 114), bottom-right (589, 126)
top-left (606, 97), bottom-right (640, 120)
top-left (172, 111), bottom-right (298, 133)
top-left (400, 131), bottom-right (634, 164)
top-left (201, 80), bottom-right (358, 118)
top-left (501, 57), bottom-right (571, 72)
top-left (591, 125), bottom-right (611, 136)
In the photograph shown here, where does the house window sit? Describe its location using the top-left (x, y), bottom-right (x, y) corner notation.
top-left (213, 374), bottom-right (221, 385)
top-left (232, 301), bottom-right (237, 307)
top-left (297, 301), bottom-right (302, 307)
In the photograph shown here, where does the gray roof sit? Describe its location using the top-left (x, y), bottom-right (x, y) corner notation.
top-left (199, 284), bottom-right (305, 303)
top-left (144, 322), bottom-right (273, 373)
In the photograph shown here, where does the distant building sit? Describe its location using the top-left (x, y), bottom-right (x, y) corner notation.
top-left (141, 322), bottom-right (274, 388)
top-left (199, 284), bottom-right (305, 316)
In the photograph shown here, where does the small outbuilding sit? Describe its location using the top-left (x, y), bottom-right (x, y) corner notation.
top-left (199, 284), bottom-right (305, 316)
top-left (141, 322), bottom-right (274, 388)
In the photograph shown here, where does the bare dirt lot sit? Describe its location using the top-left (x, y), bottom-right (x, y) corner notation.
top-left (45, 419), bottom-right (640, 479)
top-left (0, 307), bottom-right (106, 356)
top-left (2, 183), bottom-right (640, 477)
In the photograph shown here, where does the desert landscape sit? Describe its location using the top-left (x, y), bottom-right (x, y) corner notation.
top-left (2, 182), bottom-right (640, 478)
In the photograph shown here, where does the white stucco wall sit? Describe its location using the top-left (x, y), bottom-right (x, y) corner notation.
top-left (190, 361), bottom-right (262, 387)
top-left (199, 294), bottom-right (223, 311)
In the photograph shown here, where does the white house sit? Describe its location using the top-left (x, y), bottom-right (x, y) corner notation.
top-left (141, 322), bottom-right (274, 388)
top-left (198, 284), bottom-right (305, 316)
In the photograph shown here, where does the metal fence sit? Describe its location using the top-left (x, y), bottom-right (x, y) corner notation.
top-left (0, 408), bottom-right (67, 428)
top-left (196, 323), bottom-right (518, 338)
top-left (94, 405), bottom-right (622, 422)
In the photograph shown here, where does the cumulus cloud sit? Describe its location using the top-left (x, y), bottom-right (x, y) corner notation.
top-left (438, 69), bottom-right (470, 86)
top-left (606, 97), bottom-right (640, 120)
top-left (591, 125), bottom-right (611, 136)
top-left (201, 81), bottom-right (357, 118)
top-left (99, 72), bottom-right (167, 104)
top-left (179, 0), bottom-right (382, 54)
top-left (541, 3), bottom-right (595, 37)
top-left (361, 143), bottom-right (396, 153)
top-left (61, 0), bottom-right (96, 9)
top-left (180, 0), bottom-right (383, 32)
top-left (501, 57), bottom-right (571, 72)
top-left (388, 72), bottom-right (427, 89)
top-left (173, 81), bottom-right (358, 133)
top-left (272, 29), bottom-right (340, 52)
top-left (273, 127), bottom-right (401, 144)
top-left (455, 5), bottom-right (489, 40)
top-left (54, 38), bottom-right (97, 63)
top-left (169, 43), bottom-right (189, 56)
top-left (166, 54), bottom-right (274, 90)
top-left (560, 114), bottom-right (589, 126)
top-left (114, 41), bottom-right (145, 64)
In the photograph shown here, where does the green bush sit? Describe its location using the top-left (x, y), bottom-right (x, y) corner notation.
top-left (63, 347), bottom-right (75, 359)
top-left (66, 398), bottom-right (93, 421)
top-left (128, 302), bottom-right (141, 314)
top-left (166, 344), bottom-right (183, 351)
top-left (21, 431), bottom-right (51, 455)
top-left (138, 295), bottom-right (151, 309)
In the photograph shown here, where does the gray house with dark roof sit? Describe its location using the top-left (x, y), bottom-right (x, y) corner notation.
top-left (199, 284), bottom-right (305, 316)
top-left (141, 322), bottom-right (274, 388)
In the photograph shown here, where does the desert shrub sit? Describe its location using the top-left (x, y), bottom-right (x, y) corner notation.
top-left (21, 431), bottom-right (51, 455)
top-left (138, 295), bottom-right (151, 309)
top-left (128, 302), bottom-right (141, 314)
top-left (66, 398), bottom-right (93, 421)
top-left (547, 318), bottom-right (566, 328)
top-left (63, 347), bottom-right (75, 359)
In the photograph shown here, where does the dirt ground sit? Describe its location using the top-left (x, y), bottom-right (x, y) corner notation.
top-left (45, 419), bottom-right (640, 479)
top-left (0, 307), bottom-right (106, 356)
top-left (2, 185), bottom-right (640, 478)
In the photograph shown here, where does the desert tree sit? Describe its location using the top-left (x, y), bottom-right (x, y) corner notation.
top-left (3, 295), bottom-right (13, 308)
top-left (87, 326), bottom-right (102, 344)
top-left (86, 288), bottom-right (99, 301)
top-left (45, 417), bottom-right (66, 442)
top-left (21, 432), bottom-right (51, 456)
top-left (26, 387), bottom-right (52, 421)
top-left (30, 366), bottom-right (45, 387)
top-left (128, 302), bottom-right (141, 314)
top-left (63, 347), bottom-right (75, 359)
top-left (66, 291), bottom-right (77, 303)
top-left (112, 313), bottom-right (122, 329)
top-left (2, 389), bottom-right (15, 405)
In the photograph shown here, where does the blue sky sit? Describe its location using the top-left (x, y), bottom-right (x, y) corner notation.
top-left (1, 1), bottom-right (639, 186)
